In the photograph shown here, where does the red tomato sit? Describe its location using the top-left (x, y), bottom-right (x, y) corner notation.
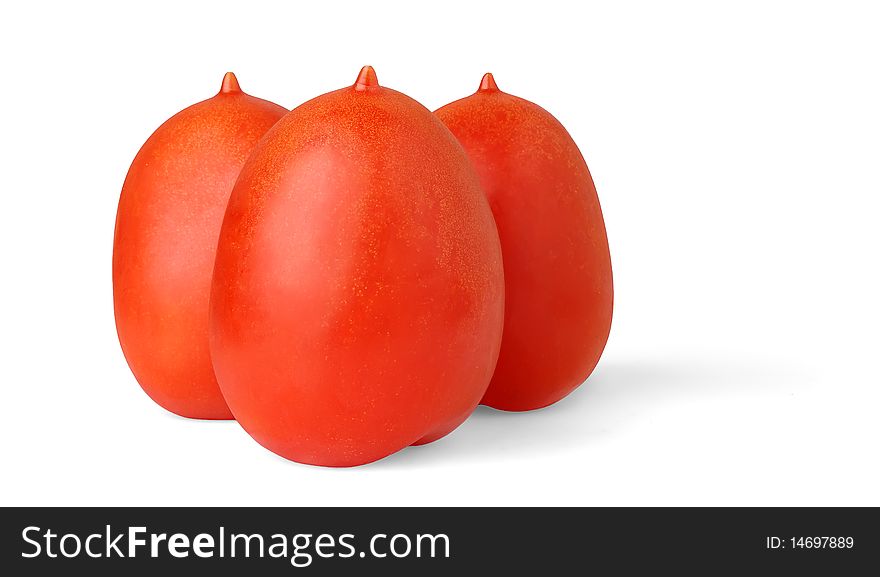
top-left (210, 67), bottom-right (505, 466)
top-left (435, 73), bottom-right (613, 411)
top-left (113, 73), bottom-right (287, 419)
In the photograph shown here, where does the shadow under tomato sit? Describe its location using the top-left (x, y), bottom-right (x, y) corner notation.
top-left (372, 356), bottom-right (810, 469)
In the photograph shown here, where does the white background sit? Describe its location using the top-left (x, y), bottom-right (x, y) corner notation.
top-left (1, 1), bottom-right (878, 506)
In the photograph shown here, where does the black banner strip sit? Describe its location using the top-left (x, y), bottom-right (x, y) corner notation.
top-left (2, 507), bottom-right (876, 574)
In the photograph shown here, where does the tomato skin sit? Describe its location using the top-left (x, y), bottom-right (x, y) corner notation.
top-left (113, 73), bottom-right (287, 420)
top-left (210, 67), bottom-right (505, 466)
top-left (435, 74), bottom-right (613, 411)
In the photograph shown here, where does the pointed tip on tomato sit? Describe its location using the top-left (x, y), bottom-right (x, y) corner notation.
top-left (220, 72), bottom-right (241, 94)
top-left (354, 65), bottom-right (380, 91)
top-left (478, 72), bottom-right (499, 93)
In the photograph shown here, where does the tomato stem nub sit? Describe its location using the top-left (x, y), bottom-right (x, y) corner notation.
top-left (354, 65), bottom-right (380, 91)
top-left (478, 72), bottom-right (499, 93)
top-left (220, 72), bottom-right (241, 94)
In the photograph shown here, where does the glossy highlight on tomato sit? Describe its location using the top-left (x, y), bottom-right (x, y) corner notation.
top-left (113, 73), bottom-right (287, 419)
top-left (209, 66), bottom-right (505, 466)
top-left (435, 73), bottom-right (613, 411)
